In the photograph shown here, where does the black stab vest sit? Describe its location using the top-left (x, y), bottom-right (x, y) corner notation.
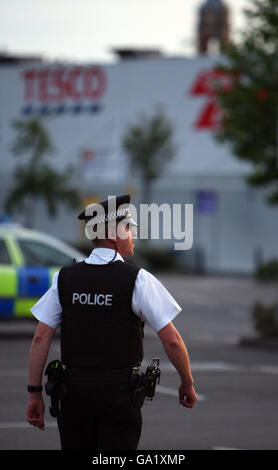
top-left (58, 260), bottom-right (144, 369)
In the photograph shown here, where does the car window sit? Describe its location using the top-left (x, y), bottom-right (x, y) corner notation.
top-left (17, 239), bottom-right (74, 267)
top-left (0, 239), bottom-right (11, 264)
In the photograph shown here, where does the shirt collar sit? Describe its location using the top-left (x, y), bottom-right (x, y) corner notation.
top-left (85, 248), bottom-right (124, 264)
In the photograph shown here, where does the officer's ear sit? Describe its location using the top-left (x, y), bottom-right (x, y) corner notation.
top-left (107, 222), bottom-right (117, 241)
top-left (117, 220), bottom-right (130, 240)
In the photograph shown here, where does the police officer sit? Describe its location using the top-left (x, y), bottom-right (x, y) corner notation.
top-left (26, 194), bottom-right (197, 450)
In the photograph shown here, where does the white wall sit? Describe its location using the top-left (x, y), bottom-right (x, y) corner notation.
top-left (0, 57), bottom-right (277, 274)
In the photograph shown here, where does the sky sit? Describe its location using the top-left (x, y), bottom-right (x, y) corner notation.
top-left (0, 0), bottom-right (251, 63)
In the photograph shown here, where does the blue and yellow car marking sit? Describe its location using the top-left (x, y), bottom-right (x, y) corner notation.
top-left (0, 265), bottom-right (60, 317)
top-left (17, 266), bottom-right (50, 297)
top-left (0, 227), bottom-right (81, 318)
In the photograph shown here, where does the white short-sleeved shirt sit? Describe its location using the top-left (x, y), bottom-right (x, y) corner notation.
top-left (30, 248), bottom-right (182, 332)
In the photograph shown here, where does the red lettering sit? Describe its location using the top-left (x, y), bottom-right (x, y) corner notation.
top-left (22, 70), bottom-right (36, 101)
top-left (67, 67), bottom-right (82, 99)
top-left (83, 67), bottom-right (106, 100)
top-left (22, 66), bottom-right (107, 103)
top-left (48, 69), bottom-right (66, 102)
top-left (37, 69), bottom-right (49, 102)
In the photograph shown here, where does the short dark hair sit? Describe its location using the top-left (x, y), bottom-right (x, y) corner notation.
top-left (90, 221), bottom-right (121, 247)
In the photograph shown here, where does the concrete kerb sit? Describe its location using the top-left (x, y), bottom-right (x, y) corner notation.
top-left (0, 319), bottom-right (41, 339)
top-left (239, 335), bottom-right (278, 351)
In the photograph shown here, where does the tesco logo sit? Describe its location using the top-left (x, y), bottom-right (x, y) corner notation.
top-left (21, 66), bottom-right (107, 116)
top-left (22, 66), bottom-right (107, 103)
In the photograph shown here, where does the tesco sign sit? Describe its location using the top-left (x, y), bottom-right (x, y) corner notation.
top-left (20, 66), bottom-right (107, 116)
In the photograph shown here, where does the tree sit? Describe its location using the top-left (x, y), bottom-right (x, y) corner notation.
top-left (5, 118), bottom-right (80, 227)
top-left (122, 108), bottom-right (176, 204)
top-left (214, 0), bottom-right (278, 204)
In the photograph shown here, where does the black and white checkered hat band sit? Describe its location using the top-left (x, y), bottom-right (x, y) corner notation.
top-left (86, 207), bottom-right (129, 227)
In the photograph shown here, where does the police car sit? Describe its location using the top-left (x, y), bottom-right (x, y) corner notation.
top-left (0, 222), bottom-right (85, 318)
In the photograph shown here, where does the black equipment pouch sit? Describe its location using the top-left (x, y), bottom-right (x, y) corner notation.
top-left (129, 369), bottom-right (146, 408)
top-left (129, 358), bottom-right (161, 408)
top-left (44, 360), bottom-right (68, 418)
top-left (144, 357), bottom-right (161, 399)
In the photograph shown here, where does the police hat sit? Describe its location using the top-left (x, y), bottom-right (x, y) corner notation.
top-left (78, 194), bottom-right (137, 228)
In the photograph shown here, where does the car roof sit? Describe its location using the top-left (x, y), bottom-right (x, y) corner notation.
top-left (0, 223), bottom-right (85, 261)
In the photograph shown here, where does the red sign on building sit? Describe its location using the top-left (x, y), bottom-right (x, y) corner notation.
top-left (189, 68), bottom-right (233, 130)
top-left (22, 66), bottom-right (107, 103)
top-left (20, 66), bottom-right (107, 116)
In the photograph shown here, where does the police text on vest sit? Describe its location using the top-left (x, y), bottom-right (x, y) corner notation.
top-left (72, 292), bottom-right (113, 306)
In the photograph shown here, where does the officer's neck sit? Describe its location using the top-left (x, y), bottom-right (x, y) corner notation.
top-left (92, 240), bottom-right (116, 250)
top-left (92, 240), bottom-right (124, 260)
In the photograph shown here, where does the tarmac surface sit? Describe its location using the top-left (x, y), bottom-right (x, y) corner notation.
top-left (1, 273), bottom-right (278, 451)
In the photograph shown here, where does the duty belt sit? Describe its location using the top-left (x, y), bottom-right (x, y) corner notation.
top-left (65, 367), bottom-right (133, 380)
top-left (44, 359), bottom-right (161, 414)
